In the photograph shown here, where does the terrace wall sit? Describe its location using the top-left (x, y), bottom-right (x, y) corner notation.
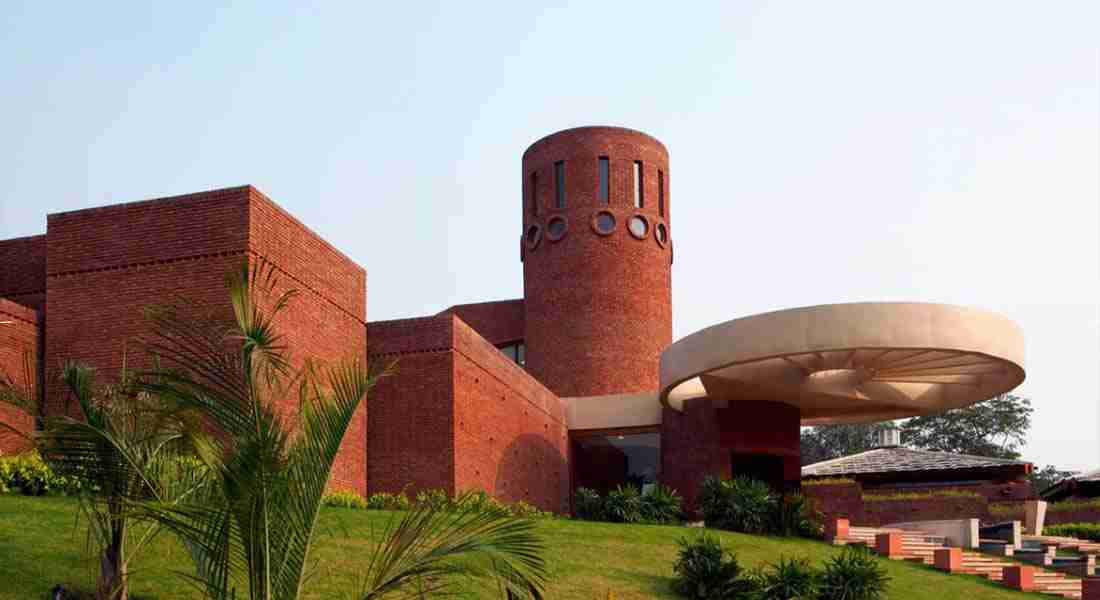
top-left (0, 235), bottom-right (47, 312)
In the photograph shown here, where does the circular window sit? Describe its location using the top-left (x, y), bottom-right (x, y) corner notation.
top-left (547, 216), bottom-right (567, 241)
top-left (524, 224), bottom-right (542, 250)
top-left (628, 215), bottom-right (648, 240)
top-left (654, 222), bottom-right (668, 247)
top-left (592, 211), bottom-right (616, 235)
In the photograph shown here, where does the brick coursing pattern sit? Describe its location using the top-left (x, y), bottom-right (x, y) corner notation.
top-left (436, 299), bottom-right (524, 347)
top-left (0, 299), bottom-right (37, 453)
top-left (368, 314), bottom-right (569, 512)
top-left (661, 398), bottom-right (802, 513)
top-left (0, 235), bottom-right (47, 312)
top-left (521, 127), bottom-right (672, 398)
top-left (8, 185), bottom-right (367, 493)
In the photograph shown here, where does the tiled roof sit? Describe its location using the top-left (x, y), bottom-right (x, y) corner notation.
top-left (802, 447), bottom-right (1029, 477)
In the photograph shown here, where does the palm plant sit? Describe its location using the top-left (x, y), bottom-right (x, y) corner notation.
top-left (1, 357), bottom-right (205, 600)
top-left (135, 260), bottom-right (548, 600)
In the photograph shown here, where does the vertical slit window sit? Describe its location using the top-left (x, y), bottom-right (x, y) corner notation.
top-left (554, 161), bottom-right (566, 208)
top-left (529, 172), bottom-right (539, 216)
top-left (633, 161), bottom-right (644, 208)
top-left (658, 169), bottom-right (665, 217)
top-left (598, 157), bottom-right (609, 204)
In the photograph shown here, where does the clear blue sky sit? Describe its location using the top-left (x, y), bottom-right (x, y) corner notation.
top-left (1, 2), bottom-right (1097, 470)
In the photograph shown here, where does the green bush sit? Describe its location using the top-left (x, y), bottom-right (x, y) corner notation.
top-left (604, 485), bottom-right (645, 523)
top-left (414, 488), bottom-right (451, 510)
top-left (672, 533), bottom-right (755, 600)
top-left (818, 546), bottom-right (889, 600)
top-left (698, 476), bottom-right (774, 535)
top-left (753, 556), bottom-right (819, 600)
top-left (321, 489), bottom-right (368, 509)
top-left (640, 484), bottom-right (683, 524)
top-left (365, 491), bottom-right (412, 511)
top-left (1047, 498), bottom-right (1100, 513)
top-left (861, 489), bottom-right (979, 502)
top-left (1045, 522), bottom-right (1100, 542)
top-left (573, 484), bottom-right (682, 524)
top-left (574, 487), bottom-right (604, 521)
top-left (0, 451), bottom-right (87, 496)
top-left (770, 494), bottom-right (822, 538)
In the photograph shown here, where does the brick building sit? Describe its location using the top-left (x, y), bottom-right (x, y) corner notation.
top-left (0, 126), bottom-right (1028, 515)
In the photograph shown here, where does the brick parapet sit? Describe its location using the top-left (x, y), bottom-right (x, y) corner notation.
top-left (437, 299), bottom-right (524, 346)
top-left (0, 235), bottom-right (47, 312)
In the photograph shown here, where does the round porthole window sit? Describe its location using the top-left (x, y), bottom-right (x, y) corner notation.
top-left (525, 224), bottom-right (542, 250)
top-left (628, 215), bottom-right (648, 240)
top-left (592, 211), bottom-right (616, 235)
top-left (655, 222), bottom-right (668, 247)
top-left (547, 216), bottom-right (567, 241)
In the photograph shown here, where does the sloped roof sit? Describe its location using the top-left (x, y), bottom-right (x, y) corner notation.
top-left (802, 447), bottom-right (1029, 477)
top-left (1074, 468), bottom-right (1100, 482)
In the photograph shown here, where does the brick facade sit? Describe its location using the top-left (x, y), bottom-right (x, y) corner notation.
top-left (4, 185), bottom-right (368, 493)
top-left (0, 299), bottom-right (37, 453)
top-left (521, 126), bottom-right (672, 398)
top-left (367, 314), bottom-right (569, 512)
top-left (437, 299), bottom-right (524, 347)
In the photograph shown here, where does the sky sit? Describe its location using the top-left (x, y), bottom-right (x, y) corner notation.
top-left (1, 2), bottom-right (1097, 471)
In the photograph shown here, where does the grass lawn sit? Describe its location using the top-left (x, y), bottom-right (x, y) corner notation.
top-left (0, 494), bottom-right (1052, 599)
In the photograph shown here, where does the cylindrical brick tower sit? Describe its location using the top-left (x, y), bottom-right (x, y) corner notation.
top-left (521, 126), bottom-right (672, 398)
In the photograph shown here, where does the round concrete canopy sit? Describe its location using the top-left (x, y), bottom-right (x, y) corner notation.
top-left (659, 303), bottom-right (1025, 425)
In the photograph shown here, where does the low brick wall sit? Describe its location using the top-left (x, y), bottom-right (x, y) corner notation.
top-left (863, 496), bottom-right (988, 527)
top-left (804, 482), bottom-right (864, 524)
top-left (989, 501), bottom-right (1100, 526)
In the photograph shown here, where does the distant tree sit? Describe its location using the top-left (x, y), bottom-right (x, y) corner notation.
top-left (800, 423), bottom-right (891, 466)
top-left (901, 394), bottom-right (1033, 459)
top-left (1028, 464), bottom-right (1076, 494)
top-left (801, 394), bottom-right (1035, 465)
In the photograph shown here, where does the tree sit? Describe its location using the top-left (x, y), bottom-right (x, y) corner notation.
top-left (1, 359), bottom-right (203, 600)
top-left (800, 423), bottom-right (890, 466)
top-left (134, 260), bottom-right (548, 600)
top-left (1027, 464), bottom-right (1075, 494)
top-left (901, 394), bottom-right (1032, 459)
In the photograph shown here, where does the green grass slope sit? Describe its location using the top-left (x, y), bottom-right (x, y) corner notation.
top-left (0, 495), bottom-right (1048, 599)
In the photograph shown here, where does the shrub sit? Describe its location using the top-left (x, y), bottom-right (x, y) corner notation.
top-left (574, 487), bottom-right (604, 521)
top-left (604, 484), bottom-right (645, 523)
top-left (1047, 498), bottom-right (1100, 513)
top-left (1045, 523), bottom-right (1100, 542)
top-left (640, 484), bottom-right (683, 524)
top-left (415, 488), bottom-right (451, 510)
top-left (698, 476), bottom-right (774, 535)
top-left (770, 493), bottom-right (822, 538)
top-left (672, 533), bottom-right (755, 600)
top-left (366, 491), bottom-right (412, 511)
top-left (861, 489), bottom-right (979, 502)
top-left (753, 556), bottom-right (819, 600)
top-left (322, 489), bottom-right (368, 509)
top-left (818, 546), bottom-right (889, 600)
top-left (801, 477), bottom-right (856, 486)
top-left (0, 451), bottom-right (86, 496)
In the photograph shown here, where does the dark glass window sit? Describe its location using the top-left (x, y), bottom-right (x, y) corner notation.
top-left (598, 157), bottom-right (609, 204)
top-left (554, 161), bottom-right (566, 208)
top-left (657, 170), bottom-right (665, 217)
top-left (498, 341), bottom-right (526, 367)
top-left (529, 172), bottom-right (539, 216)
top-left (572, 432), bottom-right (661, 495)
top-left (594, 211), bottom-right (615, 234)
top-left (633, 161), bottom-right (644, 208)
top-left (547, 216), bottom-right (567, 239)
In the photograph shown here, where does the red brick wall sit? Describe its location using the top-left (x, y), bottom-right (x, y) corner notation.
top-left (368, 316), bottom-right (463, 497)
top-left (42, 185), bottom-right (368, 493)
top-left (368, 314), bottom-right (569, 512)
top-left (0, 299), bottom-right (37, 453)
top-left (437, 299), bottom-right (524, 346)
top-left (247, 188), bottom-right (367, 494)
top-left (0, 235), bottom-right (47, 312)
top-left (522, 126), bottom-right (672, 397)
top-left (863, 495), bottom-right (989, 526)
top-left (45, 187), bottom-right (251, 416)
top-left (451, 316), bottom-right (568, 512)
top-left (661, 399), bottom-right (801, 513)
top-left (804, 482), bottom-right (865, 524)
